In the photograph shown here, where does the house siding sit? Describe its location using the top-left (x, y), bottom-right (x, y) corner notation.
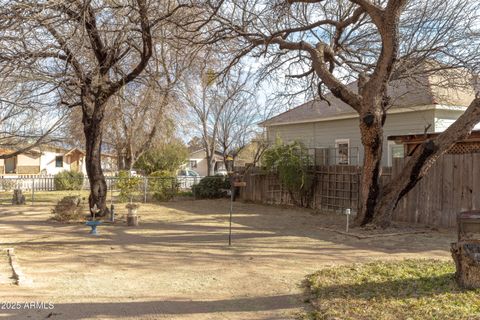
top-left (186, 150), bottom-right (224, 176)
top-left (267, 110), bottom-right (436, 166)
top-left (17, 154), bottom-right (41, 174)
top-left (434, 109), bottom-right (480, 132)
top-left (39, 151), bottom-right (70, 175)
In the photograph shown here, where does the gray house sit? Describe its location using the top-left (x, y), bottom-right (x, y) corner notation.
top-left (261, 72), bottom-right (478, 166)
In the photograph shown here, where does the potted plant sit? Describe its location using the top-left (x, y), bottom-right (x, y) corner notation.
top-left (125, 202), bottom-right (140, 216)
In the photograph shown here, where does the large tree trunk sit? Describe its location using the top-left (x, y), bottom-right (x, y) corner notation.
top-left (205, 144), bottom-right (216, 176)
top-left (83, 100), bottom-right (109, 217)
top-left (123, 149), bottom-right (134, 171)
top-left (355, 111), bottom-right (385, 226)
top-left (206, 156), bottom-right (215, 176)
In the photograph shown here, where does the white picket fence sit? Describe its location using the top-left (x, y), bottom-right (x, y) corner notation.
top-left (0, 175), bottom-right (203, 192)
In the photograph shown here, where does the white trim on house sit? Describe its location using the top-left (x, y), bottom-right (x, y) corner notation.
top-left (262, 104), bottom-right (468, 127)
top-left (387, 140), bottom-right (406, 167)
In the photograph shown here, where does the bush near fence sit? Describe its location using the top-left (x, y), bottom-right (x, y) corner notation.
top-left (116, 171), bottom-right (143, 202)
top-left (54, 171), bottom-right (84, 190)
top-left (192, 176), bottom-right (230, 199)
top-left (148, 171), bottom-right (178, 201)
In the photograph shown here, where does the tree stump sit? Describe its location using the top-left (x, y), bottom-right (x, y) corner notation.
top-left (451, 241), bottom-right (480, 289)
top-left (11, 189), bottom-right (25, 205)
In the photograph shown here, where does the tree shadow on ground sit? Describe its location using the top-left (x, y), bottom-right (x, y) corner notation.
top-left (161, 199), bottom-right (455, 255)
top-left (6, 294), bottom-right (302, 320)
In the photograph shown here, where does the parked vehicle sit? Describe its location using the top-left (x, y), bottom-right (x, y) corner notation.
top-left (215, 169), bottom-right (228, 176)
top-left (176, 169), bottom-right (202, 189)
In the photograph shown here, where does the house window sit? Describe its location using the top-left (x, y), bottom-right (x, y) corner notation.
top-left (5, 157), bottom-right (16, 174)
top-left (388, 141), bottom-right (405, 166)
top-left (55, 156), bottom-right (63, 168)
top-left (189, 160), bottom-right (197, 169)
top-left (335, 139), bottom-right (350, 165)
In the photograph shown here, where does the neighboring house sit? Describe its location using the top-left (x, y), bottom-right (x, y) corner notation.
top-left (0, 145), bottom-right (117, 176)
top-left (261, 72), bottom-right (478, 167)
top-left (185, 149), bottom-right (226, 176)
top-left (233, 138), bottom-right (268, 168)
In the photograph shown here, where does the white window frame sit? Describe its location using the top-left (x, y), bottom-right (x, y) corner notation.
top-left (387, 140), bottom-right (405, 167)
top-left (335, 139), bottom-right (350, 165)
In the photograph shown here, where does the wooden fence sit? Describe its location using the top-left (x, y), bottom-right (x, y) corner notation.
top-left (239, 153), bottom-right (480, 228)
top-left (240, 165), bottom-right (364, 213)
top-left (391, 154), bottom-right (480, 228)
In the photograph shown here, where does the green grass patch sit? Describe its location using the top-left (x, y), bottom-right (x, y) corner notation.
top-left (304, 259), bottom-right (480, 320)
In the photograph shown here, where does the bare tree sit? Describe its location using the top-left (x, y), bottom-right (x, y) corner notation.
top-left (180, 64), bottom-right (252, 176)
top-left (0, 0), bottom-right (191, 214)
top-left (216, 73), bottom-right (261, 171)
top-left (0, 72), bottom-right (67, 159)
top-left (190, 0), bottom-right (480, 227)
top-left (105, 27), bottom-right (199, 171)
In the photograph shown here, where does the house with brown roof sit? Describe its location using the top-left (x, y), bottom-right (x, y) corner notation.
top-left (0, 145), bottom-right (117, 176)
top-left (261, 71), bottom-right (478, 166)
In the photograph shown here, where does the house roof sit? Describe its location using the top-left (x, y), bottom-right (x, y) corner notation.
top-left (0, 147), bottom-right (42, 156)
top-left (261, 70), bottom-right (476, 127)
top-left (189, 148), bottom-right (223, 157)
top-left (64, 148), bottom-right (86, 156)
top-left (1, 144), bottom-right (116, 158)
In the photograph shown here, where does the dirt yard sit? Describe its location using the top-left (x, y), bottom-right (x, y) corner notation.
top-left (0, 199), bottom-right (455, 320)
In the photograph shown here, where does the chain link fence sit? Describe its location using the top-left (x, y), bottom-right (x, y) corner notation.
top-left (0, 175), bottom-right (204, 205)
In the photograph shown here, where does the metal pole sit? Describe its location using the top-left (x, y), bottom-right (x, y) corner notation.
top-left (31, 176), bottom-right (35, 205)
top-left (110, 177), bottom-right (113, 206)
top-left (345, 208), bottom-right (351, 233)
top-left (228, 190), bottom-right (233, 246)
top-left (144, 176), bottom-right (147, 203)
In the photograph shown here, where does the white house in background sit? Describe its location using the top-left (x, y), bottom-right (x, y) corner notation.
top-left (0, 145), bottom-right (117, 176)
top-left (185, 149), bottom-right (226, 176)
top-left (261, 70), bottom-right (479, 167)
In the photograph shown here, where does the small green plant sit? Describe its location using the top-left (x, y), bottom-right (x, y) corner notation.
top-left (116, 171), bottom-right (141, 202)
top-left (148, 171), bottom-right (178, 201)
top-left (192, 176), bottom-right (230, 199)
top-left (54, 171), bottom-right (84, 191)
top-left (262, 140), bottom-right (314, 207)
top-left (0, 178), bottom-right (15, 191)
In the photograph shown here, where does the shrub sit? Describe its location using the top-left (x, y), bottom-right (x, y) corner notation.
top-left (52, 196), bottom-right (84, 222)
top-left (192, 176), bottom-right (230, 199)
top-left (116, 171), bottom-right (142, 202)
top-left (148, 171), bottom-right (178, 201)
top-left (135, 141), bottom-right (189, 175)
top-left (0, 178), bottom-right (15, 191)
top-left (262, 141), bottom-right (314, 207)
top-left (54, 171), bottom-right (84, 191)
